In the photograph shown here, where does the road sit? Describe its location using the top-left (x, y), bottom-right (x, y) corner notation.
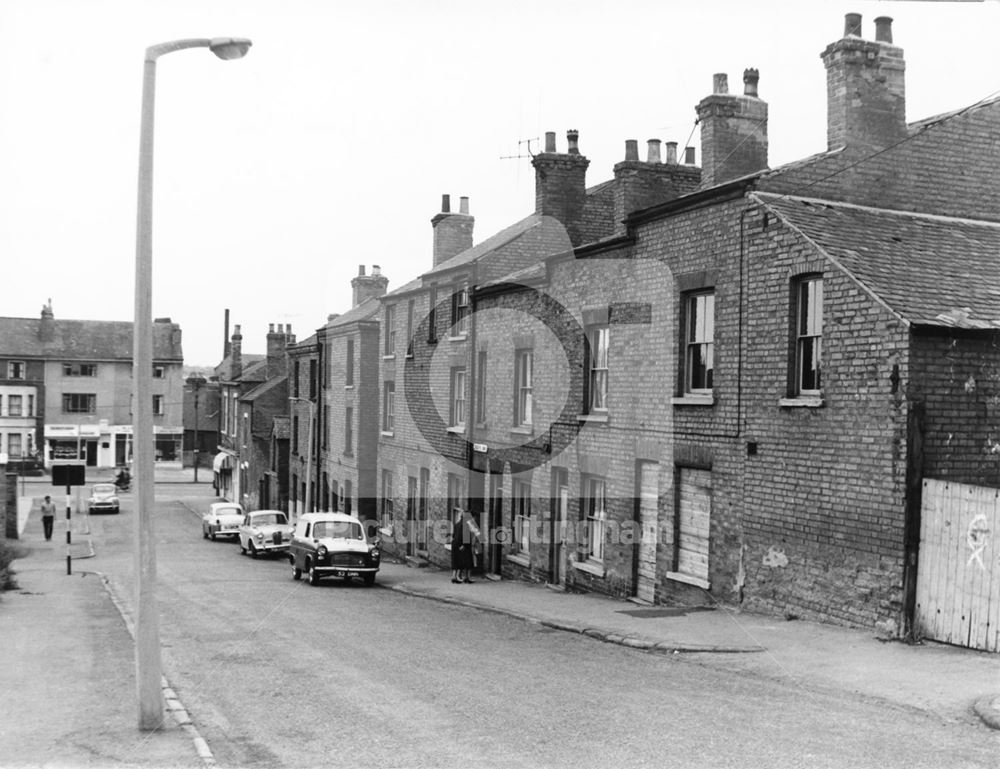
top-left (85, 484), bottom-right (998, 769)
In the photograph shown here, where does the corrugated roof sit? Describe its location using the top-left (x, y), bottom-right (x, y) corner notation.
top-left (0, 316), bottom-right (183, 360)
top-left (755, 193), bottom-right (1000, 329)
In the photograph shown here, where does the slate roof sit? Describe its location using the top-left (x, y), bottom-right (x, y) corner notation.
top-left (0, 316), bottom-right (183, 360)
top-left (420, 214), bottom-right (544, 279)
top-left (324, 296), bottom-right (382, 329)
top-left (242, 375), bottom-right (287, 403)
top-left (755, 192), bottom-right (1000, 329)
top-left (213, 353), bottom-right (264, 381)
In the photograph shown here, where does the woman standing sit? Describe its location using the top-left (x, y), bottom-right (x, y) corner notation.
top-left (451, 508), bottom-right (480, 583)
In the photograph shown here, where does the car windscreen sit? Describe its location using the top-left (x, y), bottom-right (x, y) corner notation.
top-left (93, 485), bottom-right (116, 494)
top-left (312, 521), bottom-right (365, 540)
top-left (251, 513), bottom-right (286, 526)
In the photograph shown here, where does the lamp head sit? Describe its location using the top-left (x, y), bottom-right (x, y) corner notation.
top-left (209, 38), bottom-right (252, 60)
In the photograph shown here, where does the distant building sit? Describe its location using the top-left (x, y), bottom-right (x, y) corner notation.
top-left (0, 301), bottom-right (183, 470)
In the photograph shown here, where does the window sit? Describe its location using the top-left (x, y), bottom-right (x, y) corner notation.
top-left (684, 292), bottom-right (715, 393)
top-left (382, 382), bottom-right (395, 433)
top-left (512, 479), bottom-right (531, 555)
top-left (450, 368), bottom-right (466, 428)
top-left (63, 393), bottom-right (95, 413)
top-left (795, 276), bottom-right (823, 395)
top-left (475, 350), bottom-right (487, 424)
top-left (345, 406), bottom-right (354, 454)
top-left (385, 304), bottom-right (397, 356)
top-left (582, 476), bottom-right (607, 563)
top-left (406, 300), bottom-right (415, 356)
top-left (293, 361), bottom-right (301, 398)
top-left (321, 405), bottom-right (328, 450)
top-left (152, 365), bottom-right (165, 379)
top-left (152, 395), bottom-right (164, 416)
top-left (27, 394), bottom-right (34, 417)
top-left (7, 395), bottom-right (22, 417)
top-left (584, 325), bottom-right (609, 412)
top-left (447, 473), bottom-right (465, 517)
top-left (381, 470), bottom-right (394, 528)
top-left (427, 288), bottom-right (438, 343)
top-left (345, 338), bottom-right (355, 386)
top-left (292, 415), bottom-right (299, 452)
top-left (7, 361), bottom-right (24, 379)
top-left (63, 363), bottom-right (96, 377)
top-left (8, 433), bottom-right (22, 458)
top-left (514, 349), bottom-right (533, 426)
top-left (451, 287), bottom-right (470, 336)
top-left (309, 359), bottom-right (318, 400)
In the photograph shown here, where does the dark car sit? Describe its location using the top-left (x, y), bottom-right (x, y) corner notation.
top-left (289, 512), bottom-right (380, 586)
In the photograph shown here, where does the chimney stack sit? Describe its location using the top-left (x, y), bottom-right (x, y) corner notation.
top-left (431, 194), bottom-right (475, 267)
top-left (696, 68), bottom-right (768, 188)
top-left (39, 298), bottom-right (54, 342)
top-left (266, 323), bottom-right (290, 378)
top-left (223, 308), bottom-right (231, 359)
top-left (532, 130), bottom-right (591, 245)
top-left (351, 264), bottom-right (390, 306)
top-left (612, 137), bottom-right (701, 235)
top-left (229, 324), bottom-right (243, 381)
top-left (822, 13), bottom-right (906, 152)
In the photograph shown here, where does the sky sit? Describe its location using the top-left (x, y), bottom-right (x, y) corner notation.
top-left (2, 0), bottom-right (999, 366)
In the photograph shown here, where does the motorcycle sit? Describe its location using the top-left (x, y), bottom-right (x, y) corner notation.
top-left (114, 474), bottom-right (131, 492)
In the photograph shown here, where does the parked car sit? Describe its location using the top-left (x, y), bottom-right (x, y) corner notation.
top-left (289, 512), bottom-right (381, 586)
top-left (238, 510), bottom-right (294, 557)
top-left (202, 502), bottom-right (244, 541)
top-left (87, 483), bottom-right (120, 515)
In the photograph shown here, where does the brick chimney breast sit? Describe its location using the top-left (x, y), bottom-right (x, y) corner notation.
top-left (230, 324), bottom-right (243, 381)
top-left (696, 68), bottom-right (769, 188)
top-left (532, 130), bottom-right (590, 245)
top-left (431, 195), bottom-right (474, 267)
top-left (266, 322), bottom-right (288, 378)
top-left (612, 137), bottom-right (702, 235)
top-left (351, 265), bottom-right (390, 306)
top-left (822, 13), bottom-right (906, 152)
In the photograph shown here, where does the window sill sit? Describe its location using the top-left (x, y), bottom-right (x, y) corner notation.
top-left (344, 385), bottom-right (354, 390)
top-left (449, 334), bottom-right (468, 343)
top-left (577, 413), bottom-right (609, 424)
top-left (405, 353), bottom-right (414, 360)
top-left (571, 559), bottom-right (606, 578)
top-left (778, 396), bottom-right (825, 408)
top-left (506, 554), bottom-right (531, 568)
top-left (671, 394), bottom-right (714, 407)
top-left (474, 421), bottom-right (488, 430)
top-left (665, 571), bottom-right (710, 590)
top-left (509, 426), bottom-right (533, 436)
top-left (382, 354), bottom-right (396, 361)
top-left (380, 431), bottom-right (394, 438)
top-left (446, 425), bottom-right (465, 434)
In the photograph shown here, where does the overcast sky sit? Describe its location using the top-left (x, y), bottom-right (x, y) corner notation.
top-left (2, 0), bottom-right (998, 366)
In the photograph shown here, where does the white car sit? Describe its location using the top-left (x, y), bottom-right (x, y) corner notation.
top-left (202, 502), bottom-right (244, 541)
top-left (238, 510), bottom-right (294, 557)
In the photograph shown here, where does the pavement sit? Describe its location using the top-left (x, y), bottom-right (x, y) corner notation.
top-left (2, 477), bottom-right (999, 768)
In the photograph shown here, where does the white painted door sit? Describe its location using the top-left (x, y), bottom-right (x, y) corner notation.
top-left (636, 463), bottom-right (659, 603)
top-left (677, 468), bottom-right (711, 586)
top-left (915, 479), bottom-right (1000, 652)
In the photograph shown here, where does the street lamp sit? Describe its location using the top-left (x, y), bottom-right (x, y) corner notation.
top-left (186, 374), bottom-right (207, 483)
top-left (133, 36), bottom-right (251, 732)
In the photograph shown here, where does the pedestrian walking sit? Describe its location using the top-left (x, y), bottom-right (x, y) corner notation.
top-left (41, 495), bottom-right (57, 541)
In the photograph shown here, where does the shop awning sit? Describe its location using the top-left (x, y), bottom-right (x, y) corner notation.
top-left (212, 452), bottom-right (233, 473)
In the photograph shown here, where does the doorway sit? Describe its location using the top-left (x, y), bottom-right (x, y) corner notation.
top-left (549, 468), bottom-right (569, 587)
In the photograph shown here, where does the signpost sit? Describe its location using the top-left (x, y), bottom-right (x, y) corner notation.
top-left (52, 462), bottom-right (85, 575)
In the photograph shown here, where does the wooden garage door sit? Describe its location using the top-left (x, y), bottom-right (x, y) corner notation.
top-left (915, 479), bottom-right (1000, 652)
top-left (677, 468), bottom-right (711, 585)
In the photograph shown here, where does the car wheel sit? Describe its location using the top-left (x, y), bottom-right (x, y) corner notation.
top-left (292, 561), bottom-right (301, 580)
top-left (203, 527), bottom-right (208, 540)
top-left (308, 566), bottom-right (321, 586)
top-left (363, 573), bottom-right (376, 586)
top-left (249, 541), bottom-right (258, 559)
top-left (210, 530), bottom-right (216, 542)
top-left (239, 539), bottom-right (247, 555)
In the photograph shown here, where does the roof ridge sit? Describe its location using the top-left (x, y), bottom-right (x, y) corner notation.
top-left (752, 192), bottom-right (1000, 229)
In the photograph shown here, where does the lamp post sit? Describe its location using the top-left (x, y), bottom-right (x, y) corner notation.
top-left (133, 37), bottom-right (251, 731)
top-left (186, 374), bottom-right (207, 483)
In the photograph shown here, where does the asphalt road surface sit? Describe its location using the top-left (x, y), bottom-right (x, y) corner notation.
top-left (85, 485), bottom-right (999, 769)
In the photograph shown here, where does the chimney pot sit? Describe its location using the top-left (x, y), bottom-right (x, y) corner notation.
top-left (713, 73), bottom-right (728, 94)
top-left (844, 12), bottom-right (862, 37)
top-left (566, 129), bottom-right (580, 155)
top-left (646, 139), bottom-right (662, 164)
top-left (544, 131), bottom-right (556, 152)
top-left (269, 323), bottom-right (275, 333)
top-left (441, 194), bottom-right (451, 213)
top-left (286, 324), bottom-right (292, 335)
top-left (278, 323), bottom-right (284, 333)
top-left (233, 324), bottom-right (242, 338)
top-left (459, 196), bottom-right (469, 214)
top-left (743, 68), bottom-right (760, 97)
top-left (684, 146), bottom-right (696, 165)
top-left (665, 141), bottom-right (678, 164)
top-left (874, 16), bottom-right (892, 43)
top-left (372, 264), bottom-right (381, 276)
top-left (357, 264), bottom-right (365, 276)
top-left (624, 139), bottom-right (639, 162)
